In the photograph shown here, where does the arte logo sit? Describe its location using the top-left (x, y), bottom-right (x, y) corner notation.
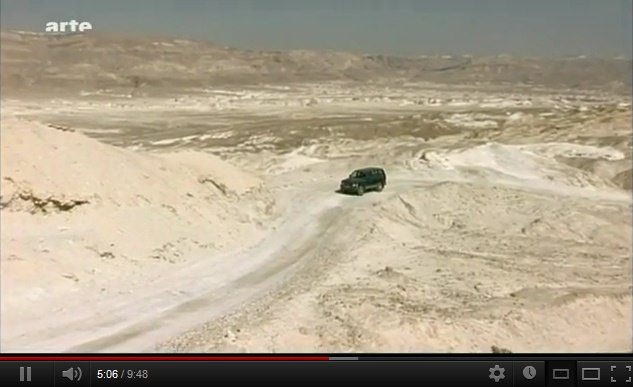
top-left (45, 20), bottom-right (93, 33)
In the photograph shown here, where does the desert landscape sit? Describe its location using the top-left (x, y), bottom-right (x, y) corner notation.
top-left (1, 30), bottom-right (631, 353)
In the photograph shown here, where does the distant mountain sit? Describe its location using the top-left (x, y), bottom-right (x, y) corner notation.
top-left (2, 30), bottom-right (630, 95)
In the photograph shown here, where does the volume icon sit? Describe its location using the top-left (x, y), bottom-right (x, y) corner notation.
top-left (62, 367), bottom-right (82, 381)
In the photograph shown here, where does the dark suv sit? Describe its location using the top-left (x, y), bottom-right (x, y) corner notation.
top-left (339, 167), bottom-right (387, 195)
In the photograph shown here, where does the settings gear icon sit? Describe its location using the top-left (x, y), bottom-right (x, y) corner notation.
top-left (489, 364), bottom-right (506, 383)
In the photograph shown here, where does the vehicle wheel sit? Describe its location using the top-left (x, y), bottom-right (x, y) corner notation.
top-left (376, 182), bottom-right (384, 192)
top-left (356, 185), bottom-right (365, 196)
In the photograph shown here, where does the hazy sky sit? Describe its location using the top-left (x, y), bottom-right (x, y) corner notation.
top-left (2, 0), bottom-right (632, 57)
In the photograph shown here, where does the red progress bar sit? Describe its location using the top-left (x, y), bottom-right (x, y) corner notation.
top-left (0, 356), bottom-right (329, 361)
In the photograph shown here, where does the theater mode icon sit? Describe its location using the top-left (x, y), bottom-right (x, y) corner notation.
top-left (581, 367), bottom-right (600, 381)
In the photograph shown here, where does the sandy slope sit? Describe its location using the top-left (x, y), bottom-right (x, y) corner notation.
top-left (1, 117), bottom-right (277, 351)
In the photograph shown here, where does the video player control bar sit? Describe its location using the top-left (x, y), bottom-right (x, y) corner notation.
top-left (0, 358), bottom-right (630, 386)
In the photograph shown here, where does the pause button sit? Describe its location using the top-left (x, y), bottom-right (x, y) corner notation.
top-left (19, 366), bottom-right (31, 382)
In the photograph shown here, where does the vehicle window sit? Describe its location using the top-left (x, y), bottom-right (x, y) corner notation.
top-left (352, 171), bottom-right (364, 178)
